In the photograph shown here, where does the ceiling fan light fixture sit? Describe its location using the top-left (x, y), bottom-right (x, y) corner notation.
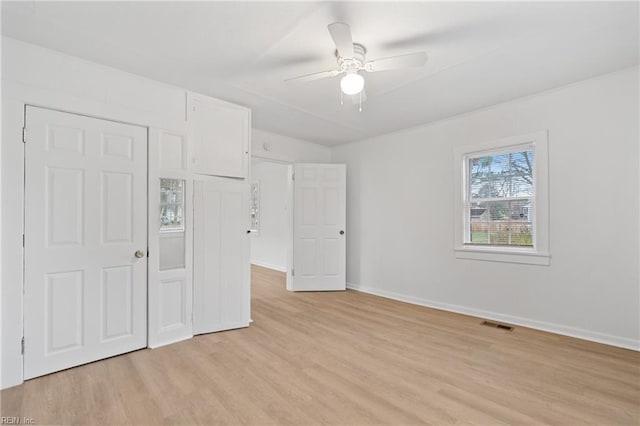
top-left (340, 72), bottom-right (365, 95)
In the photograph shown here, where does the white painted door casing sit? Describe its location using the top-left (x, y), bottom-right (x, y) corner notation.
top-left (292, 164), bottom-right (346, 291)
top-left (23, 106), bottom-right (148, 379)
top-left (193, 179), bottom-right (251, 334)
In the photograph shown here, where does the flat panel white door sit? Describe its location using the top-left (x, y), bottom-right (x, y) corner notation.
top-left (190, 95), bottom-right (249, 179)
top-left (24, 106), bottom-right (147, 380)
top-left (193, 179), bottom-right (250, 334)
top-left (292, 164), bottom-right (346, 291)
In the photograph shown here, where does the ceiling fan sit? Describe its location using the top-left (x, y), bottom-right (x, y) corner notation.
top-left (285, 22), bottom-right (428, 110)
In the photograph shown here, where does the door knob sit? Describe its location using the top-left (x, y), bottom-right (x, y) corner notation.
top-left (339, 230), bottom-right (345, 235)
top-left (135, 250), bottom-right (145, 259)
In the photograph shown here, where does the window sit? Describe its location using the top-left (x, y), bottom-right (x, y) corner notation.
top-left (467, 149), bottom-right (534, 247)
top-left (454, 131), bottom-right (550, 265)
top-left (250, 182), bottom-right (260, 232)
top-left (159, 178), bottom-right (185, 232)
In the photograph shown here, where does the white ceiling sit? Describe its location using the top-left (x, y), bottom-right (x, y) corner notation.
top-left (2, 1), bottom-right (638, 145)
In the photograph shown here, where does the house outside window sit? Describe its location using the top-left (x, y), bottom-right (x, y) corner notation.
top-left (453, 131), bottom-right (550, 265)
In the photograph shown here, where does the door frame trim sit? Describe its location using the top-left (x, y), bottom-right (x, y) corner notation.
top-left (24, 103), bottom-right (154, 129)
top-left (289, 163), bottom-right (347, 292)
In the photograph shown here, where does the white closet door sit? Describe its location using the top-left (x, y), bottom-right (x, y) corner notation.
top-left (193, 179), bottom-right (250, 334)
top-left (24, 106), bottom-right (148, 380)
top-left (189, 94), bottom-right (249, 179)
top-left (292, 164), bottom-right (346, 291)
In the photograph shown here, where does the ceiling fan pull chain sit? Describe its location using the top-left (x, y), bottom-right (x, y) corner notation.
top-left (340, 89), bottom-right (344, 106)
top-left (359, 92), bottom-right (362, 112)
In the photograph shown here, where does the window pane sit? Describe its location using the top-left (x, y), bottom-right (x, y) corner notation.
top-left (469, 150), bottom-right (533, 199)
top-left (250, 182), bottom-right (260, 232)
top-left (468, 199), bottom-right (533, 246)
top-left (160, 178), bottom-right (185, 231)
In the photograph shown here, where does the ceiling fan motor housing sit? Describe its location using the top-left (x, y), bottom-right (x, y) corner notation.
top-left (337, 43), bottom-right (367, 73)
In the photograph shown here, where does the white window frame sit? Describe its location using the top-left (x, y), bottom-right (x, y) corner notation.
top-left (453, 131), bottom-right (550, 265)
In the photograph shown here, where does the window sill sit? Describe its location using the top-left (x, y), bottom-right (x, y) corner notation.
top-left (454, 246), bottom-right (550, 266)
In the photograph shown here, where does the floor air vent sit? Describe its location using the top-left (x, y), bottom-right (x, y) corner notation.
top-left (481, 320), bottom-right (514, 331)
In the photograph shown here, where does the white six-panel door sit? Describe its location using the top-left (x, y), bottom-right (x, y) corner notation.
top-left (292, 164), bottom-right (346, 291)
top-left (24, 106), bottom-right (148, 379)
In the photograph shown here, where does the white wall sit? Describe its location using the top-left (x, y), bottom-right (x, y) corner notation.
top-left (252, 128), bottom-right (331, 163)
top-left (0, 37), bottom-right (331, 388)
top-left (332, 67), bottom-right (640, 349)
top-left (250, 159), bottom-right (290, 272)
top-left (1, 37), bottom-right (191, 389)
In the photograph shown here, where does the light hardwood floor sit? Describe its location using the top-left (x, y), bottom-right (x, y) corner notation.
top-left (2, 265), bottom-right (639, 425)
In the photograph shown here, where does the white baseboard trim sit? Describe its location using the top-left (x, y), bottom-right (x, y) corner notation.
top-left (346, 282), bottom-right (640, 351)
top-left (250, 261), bottom-right (287, 273)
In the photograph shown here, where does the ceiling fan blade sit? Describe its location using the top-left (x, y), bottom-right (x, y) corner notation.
top-left (328, 22), bottom-right (354, 58)
top-left (365, 52), bottom-right (428, 72)
top-left (351, 89), bottom-right (367, 104)
top-left (285, 69), bottom-right (340, 83)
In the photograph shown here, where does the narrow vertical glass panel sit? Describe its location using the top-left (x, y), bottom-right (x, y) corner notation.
top-left (250, 182), bottom-right (260, 232)
top-left (160, 179), bottom-right (184, 232)
top-left (159, 178), bottom-right (185, 270)
top-left (159, 232), bottom-right (186, 270)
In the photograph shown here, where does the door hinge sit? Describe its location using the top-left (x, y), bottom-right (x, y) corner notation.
top-left (22, 127), bottom-right (27, 143)
top-left (22, 234), bottom-right (25, 247)
top-left (21, 337), bottom-right (25, 355)
top-left (291, 173), bottom-right (295, 181)
top-left (291, 269), bottom-right (295, 277)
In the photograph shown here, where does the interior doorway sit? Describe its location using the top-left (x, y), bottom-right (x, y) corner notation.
top-left (250, 158), bottom-right (291, 276)
top-left (250, 158), bottom-right (347, 292)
